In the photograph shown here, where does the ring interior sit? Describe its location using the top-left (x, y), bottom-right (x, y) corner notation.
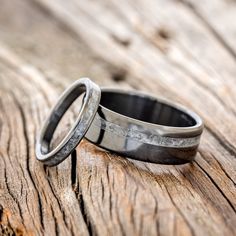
top-left (41, 85), bottom-right (86, 154)
top-left (100, 91), bottom-right (196, 127)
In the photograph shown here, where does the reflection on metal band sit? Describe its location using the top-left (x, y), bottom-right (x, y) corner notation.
top-left (93, 115), bottom-right (200, 148)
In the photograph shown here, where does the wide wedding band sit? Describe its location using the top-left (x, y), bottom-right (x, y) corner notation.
top-left (36, 78), bottom-right (101, 166)
top-left (85, 89), bottom-right (204, 164)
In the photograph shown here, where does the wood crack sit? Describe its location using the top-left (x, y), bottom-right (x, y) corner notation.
top-left (0, 204), bottom-right (3, 222)
top-left (72, 150), bottom-right (94, 235)
top-left (50, 204), bottom-right (59, 236)
top-left (161, 177), bottom-right (195, 236)
top-left (10, 92), bottom-right (45, 232)
top-left (3, 166), bottom-right (26, 232)
top-left (195, 160), bottom-right (236, 214)
top-left (71, 150), bottom-right (77, 188)
top-left (46, 172), bottom-right (69, 230)
top-left (199, 150), bottom-right (236, 187)
top-left (76, 189), bottom-right (94, 236)
top-left (205, 126), bottom-right (236, 157)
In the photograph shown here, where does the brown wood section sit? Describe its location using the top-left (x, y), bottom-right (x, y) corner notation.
top-left (0, 0), bottom-right (236, 235)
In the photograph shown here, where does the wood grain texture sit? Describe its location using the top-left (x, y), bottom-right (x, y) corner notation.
top-left (0, 0), bottom-right (236, 235)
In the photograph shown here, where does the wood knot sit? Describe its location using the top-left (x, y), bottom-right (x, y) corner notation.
top-left (154, 27), bottom-right (172, 52)
top-left (156, 28), bottom-right (171, 41)
top-left (111, 69), bottom-right (127, 82)
top-left (111, 34), bottom-right (131, 47)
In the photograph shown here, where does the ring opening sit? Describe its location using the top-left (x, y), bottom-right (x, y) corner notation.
top-left (42, 84), bottom-right (87, 154)
top-left (100, 91), bottom-right (196, 127)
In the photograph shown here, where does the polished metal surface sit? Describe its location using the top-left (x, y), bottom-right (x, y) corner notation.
top-left (85, 89), bottom-right (204, 164)
top-left (36, 78), bottom-right (101, 166)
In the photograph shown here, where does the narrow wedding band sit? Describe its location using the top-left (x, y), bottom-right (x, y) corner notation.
top-left (36, 78), bottom-right (101, 166)
top-left (85, 89), bottom-right (204, 164)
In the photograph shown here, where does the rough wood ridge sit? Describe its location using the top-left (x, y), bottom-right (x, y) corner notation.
top-left (0, 0), bottom-right (236, 235)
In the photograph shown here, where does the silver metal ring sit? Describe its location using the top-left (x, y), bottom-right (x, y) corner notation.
top-left (85, 88), bottom-right (204, 164)
top-left (36, 78), bottom-right (101, 166)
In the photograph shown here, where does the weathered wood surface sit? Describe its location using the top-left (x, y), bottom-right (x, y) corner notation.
top-left (0, 0), bottom-right (236, 235)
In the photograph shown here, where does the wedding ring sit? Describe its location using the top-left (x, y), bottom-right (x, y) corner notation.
top-left (85, 89), bottom-right (204, 164)
top-left (36, 78), bottom-right (101, 166)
